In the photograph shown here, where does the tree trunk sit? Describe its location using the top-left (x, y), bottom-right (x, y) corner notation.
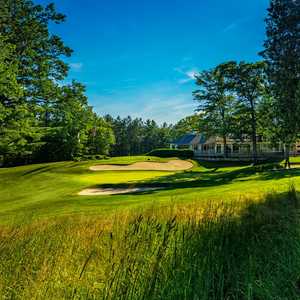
top-left (223, 136), bottom-right (227, 158)
top-left (284, 143), bottom-right (291, 169)
top-left (251, 129), bottom-right (257, 164)
top-left (250, 106), bottom-right (258, 165)
top-left (45, 109), bottom-right (50, 127)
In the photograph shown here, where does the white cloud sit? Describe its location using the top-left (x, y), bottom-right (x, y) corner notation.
top-left (222, 17), bottom-right (252, 33)
top-left (175, 68), bottom-right (198, 84)
top-left (70, 62), bottom-right (83, 71)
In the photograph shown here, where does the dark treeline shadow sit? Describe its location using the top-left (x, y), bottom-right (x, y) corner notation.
top-left (92, 163), bottom-right (300, 193)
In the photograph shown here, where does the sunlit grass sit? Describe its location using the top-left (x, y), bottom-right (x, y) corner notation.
top-left (1, 188), bottom-right (299, 299)
top-left (1, 156), bottom-right (300, 223)
top-left (77, 170), bottom-right (174, 186)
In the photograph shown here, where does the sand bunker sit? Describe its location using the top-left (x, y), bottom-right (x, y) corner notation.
top-left (89, 159), bottom-right (193, 171)
top-left (79, 187), bottom-right (164, 196)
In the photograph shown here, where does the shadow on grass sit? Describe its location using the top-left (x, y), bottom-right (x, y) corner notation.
top-left (20, 162), bottom-right (89, 177)
top-left (92, 163), bottom-right (300, 195)
top-left (104, 190), bottom-right (300, 299)
top-left (22, 165), bottom-right (54, 176)
top-left (196, 157), bottom-right (283, 169)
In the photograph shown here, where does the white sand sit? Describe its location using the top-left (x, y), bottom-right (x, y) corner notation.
top-left (78, 187), bottom-right (164, 196)
top-left (89, 159), bottom-right (193, 171)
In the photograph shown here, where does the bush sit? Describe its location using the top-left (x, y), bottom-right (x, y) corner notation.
top-left (147, 148), bottom-right (194, 159)
top-left (73, 154), bottom-right (109, 162)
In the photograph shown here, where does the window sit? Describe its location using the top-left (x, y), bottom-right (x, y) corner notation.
top-left (216, 144), bottom-right (222, 153)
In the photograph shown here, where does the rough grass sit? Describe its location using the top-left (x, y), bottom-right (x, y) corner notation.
top-left (0, 188), bottom-right (300, 299)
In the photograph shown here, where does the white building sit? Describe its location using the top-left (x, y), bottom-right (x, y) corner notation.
top-left (170, 133), bottom-right (291, 160)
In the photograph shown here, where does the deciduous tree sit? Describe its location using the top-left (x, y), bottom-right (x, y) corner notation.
top-left (194, 65), bottom-right (236, 157)
top-left (223, 61), bottom-right (267, 163)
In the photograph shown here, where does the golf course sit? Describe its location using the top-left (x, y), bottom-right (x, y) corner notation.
top-left (1, 156), bottom-right (299, 222)
top-left (1, 156), bottom-right (300, 299)
top-left (1, 0), bottom-right (300, 298)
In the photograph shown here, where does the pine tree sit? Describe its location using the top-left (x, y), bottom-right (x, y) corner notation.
top-left (260, 0), bottom-right (300, 168)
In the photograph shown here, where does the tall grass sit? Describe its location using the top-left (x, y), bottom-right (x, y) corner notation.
top-left (1, 188), bottom-right (300, 299)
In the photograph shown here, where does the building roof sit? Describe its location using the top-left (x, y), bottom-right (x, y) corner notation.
top-left (172, 133), bottom-right (204, 145)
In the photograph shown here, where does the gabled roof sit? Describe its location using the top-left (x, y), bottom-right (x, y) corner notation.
top-left (173, 133), bottom-right (204, 145)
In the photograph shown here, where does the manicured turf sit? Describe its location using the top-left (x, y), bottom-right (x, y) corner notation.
top-left (1, 155), bottom-right (300, 223)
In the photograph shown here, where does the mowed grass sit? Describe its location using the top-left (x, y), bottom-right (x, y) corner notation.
top-left (2, 156), bottom-right (300, 298)
top-left (0, 156), bottom-right (175, 221)
top-left (0, 155), bottom-right (300, 222)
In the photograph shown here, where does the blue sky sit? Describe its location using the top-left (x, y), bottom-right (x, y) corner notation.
top-left (38, 0), bottom-right (270, 124)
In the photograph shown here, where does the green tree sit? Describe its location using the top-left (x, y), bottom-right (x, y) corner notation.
top-left (156, 122), bottom-right (174, 149)
top-left (0, 0), bottom-right (116, 164)
top-left (105, 115), bottom-right (173, 156)
top-left (0, 0), bottom-right (74, 164)
top-left (142, 120), bottom-right (158, 153)
top-left (223, 61), bottom-right (267, 163)
top-left (39, 81), bottom-right (94, 161)
top-left (0, 0), bottom-right (72, 131)
top-left (86, 115), bottom-right (115, 156)
top-left (0, 0), bottom-right (72, 100)
top-left (193, 65), bottom-right (236, 157)
top-left (171, 115), bottom-right (201, 140)
top-left (106, 116), bottom-right (132, 156)
top-left (260, 0), bottom-right (300, 168)
top-left (0, 37), bottom-right (42, 165)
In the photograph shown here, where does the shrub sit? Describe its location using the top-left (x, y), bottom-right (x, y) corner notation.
top-left (73, 154), bottom-right (109, 162)
top-left (147, 148), bottom-right (194, 159)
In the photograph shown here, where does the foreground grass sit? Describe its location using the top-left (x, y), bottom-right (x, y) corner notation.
top-left (1, 188), bottom-right (300, 299)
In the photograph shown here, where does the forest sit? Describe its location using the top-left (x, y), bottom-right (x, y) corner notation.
top-left (0, 0), bottom-right (299, 167)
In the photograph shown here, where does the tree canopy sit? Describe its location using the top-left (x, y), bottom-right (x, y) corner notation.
top-left (0, 0), bottom-right (115, 165)
top-left (260, 0), bottom-right (300, 167)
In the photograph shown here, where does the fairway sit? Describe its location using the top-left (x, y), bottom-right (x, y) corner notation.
top-left (1, 155), bottom-right (300, 222)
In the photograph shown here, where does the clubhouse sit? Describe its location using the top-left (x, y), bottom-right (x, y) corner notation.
top-left (170, 133), bottom-right (300, 160)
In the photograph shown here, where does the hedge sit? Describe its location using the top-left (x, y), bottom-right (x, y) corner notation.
top-left (73, 154), bottom-right (109, 162)
top-left (147, 148), bottom-right (194, 159)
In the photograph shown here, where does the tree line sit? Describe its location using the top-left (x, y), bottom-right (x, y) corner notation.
top-left (194, 0), bottom-right (300, 167)
top-left (0, 0), bottom-right (117, 166)
top-left (104, 115), bottom-right (175, 156)
top-left (0, 1), bottom-right (183, 166)
top-left (1, 0), bottom-right (299, 167)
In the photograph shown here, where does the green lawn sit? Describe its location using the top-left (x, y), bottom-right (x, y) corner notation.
top-left (1, 155), bottom-right (300, 223)
top-left (2, 156), bottom-right (300, 299)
